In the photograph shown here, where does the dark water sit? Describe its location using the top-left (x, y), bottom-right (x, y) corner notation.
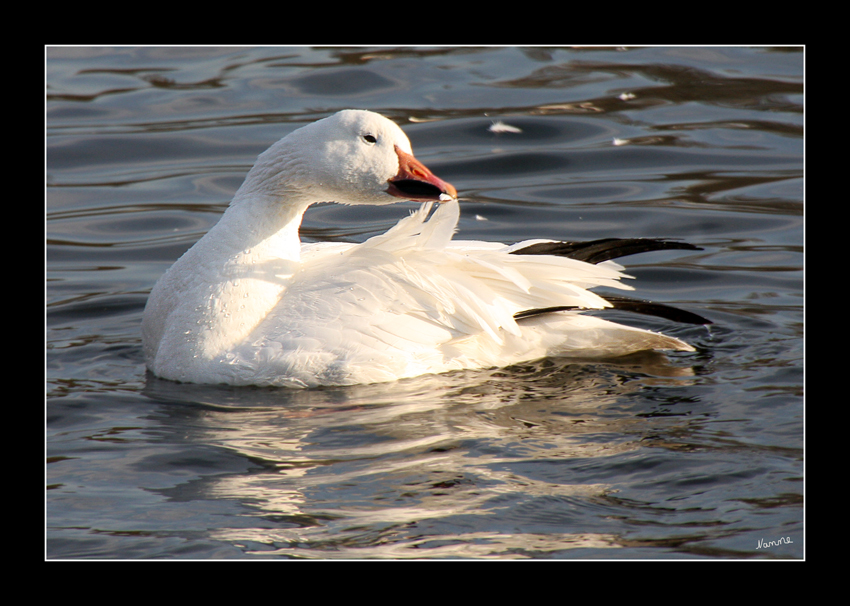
top-left (46, 46), bottom-right (803, 559)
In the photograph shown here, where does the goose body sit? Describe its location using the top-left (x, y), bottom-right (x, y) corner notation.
top-left (142, 110), bottom-right (706, 388)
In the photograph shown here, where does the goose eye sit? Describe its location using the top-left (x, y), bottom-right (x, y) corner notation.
top-left (362, 134), bottom-right (377, 144)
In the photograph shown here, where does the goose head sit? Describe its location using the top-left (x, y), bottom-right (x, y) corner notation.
top-left (239, 109), bottom-right (457, 207)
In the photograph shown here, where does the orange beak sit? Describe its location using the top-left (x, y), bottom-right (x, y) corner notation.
top-left (387, 145), bottom-right (457, 202)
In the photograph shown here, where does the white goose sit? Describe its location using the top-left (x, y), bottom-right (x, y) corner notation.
top-left (142, 109), bottom-right (708, 388)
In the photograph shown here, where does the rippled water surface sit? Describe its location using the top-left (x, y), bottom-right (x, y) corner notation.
top-left (46, 46), bottom-right (804, 559)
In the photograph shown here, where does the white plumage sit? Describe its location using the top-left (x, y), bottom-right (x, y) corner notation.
top-left (142, 109), bottom-right (704, 388)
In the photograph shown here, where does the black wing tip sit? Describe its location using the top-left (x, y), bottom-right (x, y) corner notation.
top-left (513, 305), bottom-right (577, 320)
top-left (511, 238), bottom-right (702, 264)
top-left (514, 297), bottom-right (712, 326)
top-left (510, 237), bottom-right (711, 325)
top-left (603, 295), bottom-right (712, 326)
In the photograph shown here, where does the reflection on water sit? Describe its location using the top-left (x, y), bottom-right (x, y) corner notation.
top-left (139, 353), bottom-right (703, 556)
top-left (215, 529), bottom-right (623, 559)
